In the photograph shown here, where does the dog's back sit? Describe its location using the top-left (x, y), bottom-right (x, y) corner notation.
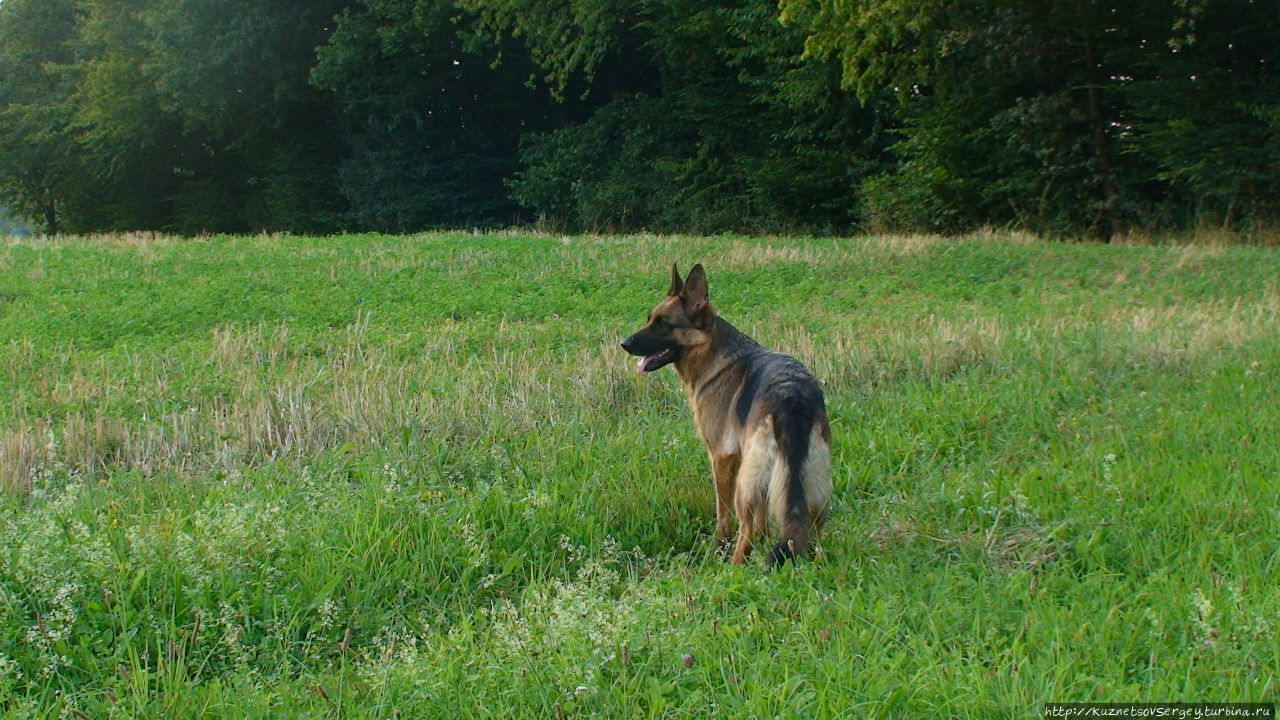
top-left (739, 350), bottom-right (832, 565)
top-left (700, 324), bottom-right (832, 565)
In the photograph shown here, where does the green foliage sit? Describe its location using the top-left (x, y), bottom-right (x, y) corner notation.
top-left (513, 95), bottom-right (682, 230)
top-left (0, 0), bottom-right (1276, 235)
top-left (313, 0), bottom-right (554, 231)
top-left (1, 232), bottom-right (1279, 715)
top-left (782, 0), bottom-right (1280, 238)
top-left (69, 0), bottom-right (193, 231)
top-left (511, 0), bottom-right (882, 233)
top-left (779, 0), bottom-right (946, 103)
top-left (0, 0), bottom-right (348, 234)
top-left (0, 206), bottom-right (32, 236)
top-left (459, 0), bottom-right (633, 97)
top-left (138, 0), bottom-right (351, 232)
top-left (1123, 0), bottom-right (1280, 229)
top-left (0, 0), bottom-right (85, 233)
top-left (858, 164), bottom-right (955, 233)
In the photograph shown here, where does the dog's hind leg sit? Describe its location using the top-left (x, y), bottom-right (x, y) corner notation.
top-left (731, 421), bottom-right (775, 565)
top-left (803, 424), bottom-right (833, 552)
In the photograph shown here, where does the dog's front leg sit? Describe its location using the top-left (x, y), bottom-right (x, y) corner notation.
top-left (710, 453), bottom-right (740, 553)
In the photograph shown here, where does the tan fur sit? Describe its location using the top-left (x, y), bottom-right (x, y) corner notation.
top-left (799, 424), bottom-right (833, 526)
top-left (731, 418), bottom-right (774, 563)
top-left (675, 321), bottom-right (832, 564)
top-left (626, 264), bottom-right (832, 566)
top-left (710, 453), bottom-right (740, 548)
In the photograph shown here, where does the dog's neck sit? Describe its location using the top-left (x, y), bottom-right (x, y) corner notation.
top-left (674, 315), bottom-right (754, 389)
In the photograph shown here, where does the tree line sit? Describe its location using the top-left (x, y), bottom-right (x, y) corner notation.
top-left (1, 0), bottom-right (1276, 239)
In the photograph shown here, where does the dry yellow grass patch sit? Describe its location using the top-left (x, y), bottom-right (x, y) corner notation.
top-left (211, 321), bottom-right (295, 371)
top-left (769, 314), bottom-right (1009, 392)
top-left (1107, 286), bottom-right (1280, 355)
top-left (965, 228), bottom-right (1041, 246)
top-left (716, 239), bottom-right (831, 269)
top-left (856, 234), bottom-right (946, 257)
top-left (3, 337), bottom-right (37, 379)
top-left (5, 231), bottom-right (185, 249)
top-left (5, 230), bottom-right (1277, 496)
top-left (0, 314), bottom-right (664, 493)
top-left (1169, 242), bottom-right (1231, 271)
top-left (761, 288), bottom-right (1280, 396)
top-left (1113, 226), bottom-right (1280, 247)
top-left (0, 427), bottom-right (45, 494)
top-left (355, 245), bottom-right (424, 275)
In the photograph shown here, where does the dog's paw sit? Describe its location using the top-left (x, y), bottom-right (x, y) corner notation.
top-left (713, 535), bottom-right (733, 558)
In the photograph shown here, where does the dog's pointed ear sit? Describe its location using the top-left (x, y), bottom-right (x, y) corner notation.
top-left (681, 263), bottom-right (708, 314)
top-left (668, 263), bottom-right (684, 296)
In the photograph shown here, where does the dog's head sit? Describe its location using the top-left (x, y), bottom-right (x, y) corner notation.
top-left (621, 263), bottom-right (715, 373)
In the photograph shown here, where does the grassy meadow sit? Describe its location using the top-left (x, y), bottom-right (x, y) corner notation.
top-left (0, 231), bottom-right (1277, 717)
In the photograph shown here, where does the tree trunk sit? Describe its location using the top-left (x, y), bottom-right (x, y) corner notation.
top-left (1081, 32), bottom-right (1122, 242)
top-left (42, 202), bottom-right (58, 235)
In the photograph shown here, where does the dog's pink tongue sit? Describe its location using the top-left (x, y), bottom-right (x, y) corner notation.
top-left (637, 353), bottom-right (664, 373)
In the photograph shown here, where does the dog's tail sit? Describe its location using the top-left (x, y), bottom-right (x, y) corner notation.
top-left (767, 393), bottom-right (817, 568)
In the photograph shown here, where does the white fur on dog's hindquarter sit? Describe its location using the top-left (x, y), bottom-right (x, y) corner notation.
top-left (737, 417), bottom-right (832, 534)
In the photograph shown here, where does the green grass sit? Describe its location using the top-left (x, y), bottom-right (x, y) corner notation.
top-left (0, 231), bottom-right (1277, 718)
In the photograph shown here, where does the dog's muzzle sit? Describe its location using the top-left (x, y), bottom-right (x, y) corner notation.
top-left (621, 334), bottom-right (679, 373)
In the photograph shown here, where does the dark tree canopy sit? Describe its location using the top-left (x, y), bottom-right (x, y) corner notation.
top-left (0, 0), bottom-right (1275, 237)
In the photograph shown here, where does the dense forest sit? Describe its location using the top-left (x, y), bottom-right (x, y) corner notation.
top-left (0, 0), bottom-right (1276, 239)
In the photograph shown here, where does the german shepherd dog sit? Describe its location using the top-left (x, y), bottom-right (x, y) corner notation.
top-left (621, 263), bottom-right (832, 567)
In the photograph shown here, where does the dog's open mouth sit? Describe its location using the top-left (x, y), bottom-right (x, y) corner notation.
top-left (636, 348), bottom-right (676, 373)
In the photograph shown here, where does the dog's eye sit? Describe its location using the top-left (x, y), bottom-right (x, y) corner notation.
top-left (652, 318), bottom-right (668, 331)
